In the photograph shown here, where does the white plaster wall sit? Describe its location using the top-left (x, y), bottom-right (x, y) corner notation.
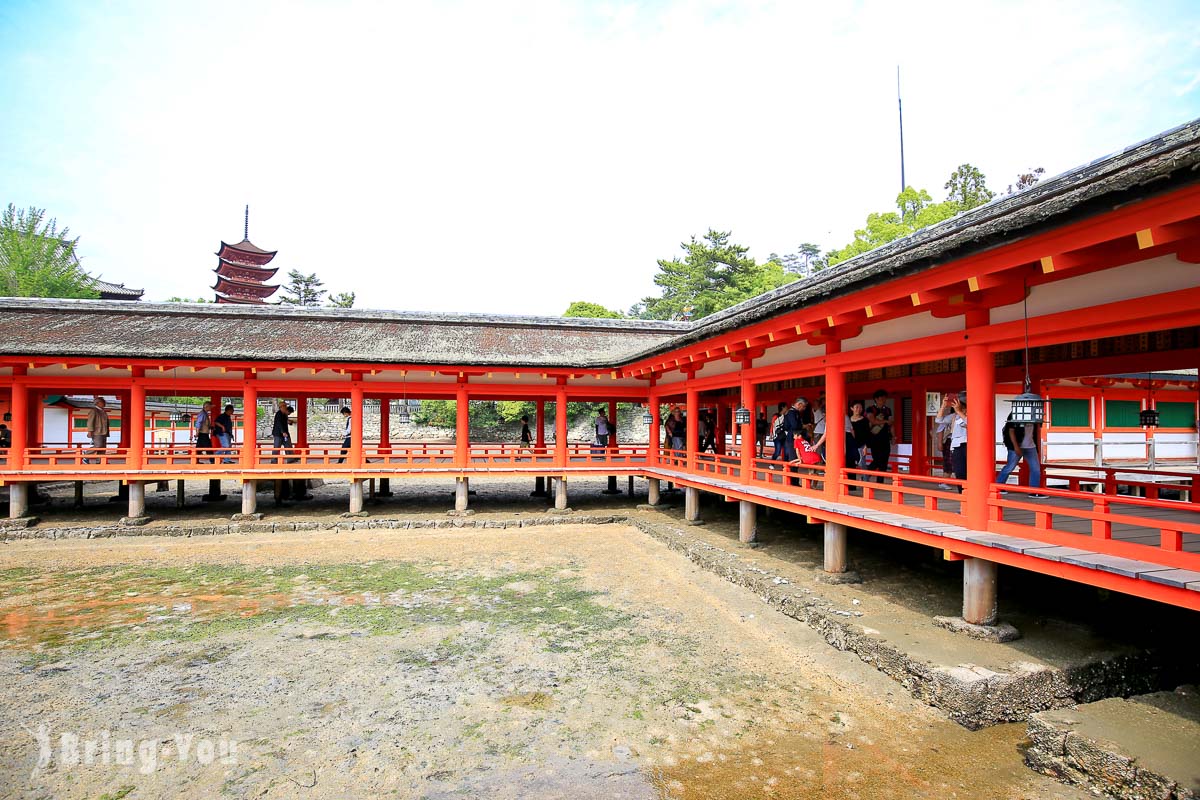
top-left (990, 254), bottom-right (1200, 325)
top-left (842, 312), bottom-right (963, 353)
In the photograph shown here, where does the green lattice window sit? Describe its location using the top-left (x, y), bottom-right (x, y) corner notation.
top-left (1049, 398), bottom-right (1090, 427)
top-left (1104, 399), bottom-right (1141, 428)
top-left (1156, 401), bottom-right (1197, 429)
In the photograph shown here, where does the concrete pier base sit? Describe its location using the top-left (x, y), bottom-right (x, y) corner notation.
top-left (738, 500), bottom-right (756, 544)
top-left (823, 522), bottom-right (848, 573)
top-left (684, 487), bottom-right (701, 523)
top-left (455, 477), bottom-right (470, 512)
top-left (647, 478), bottom-right (661, 506)
top-left (963, 557), bottom-right (998, 626)
top-left (120, 482), bottom-right (146, 525)
top-left (554, 478), bottom-right (568, 511)
top-left (242, 481), bottom-right (257, 515)
top-left (9, 483), bottom-right (29, 519)
top-left (348, 480), bottom-right (365, 515)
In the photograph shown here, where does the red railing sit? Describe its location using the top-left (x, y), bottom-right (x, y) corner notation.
top-left (988, 483), bottom-right (1200, 568)
top-left (22, 446), bottom-right (131, 470)
top-left (1041, 462), bottom-right (1200, 502)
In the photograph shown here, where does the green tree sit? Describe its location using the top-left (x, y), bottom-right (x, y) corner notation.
top-left (328, 291), bottom-right (356, 308)
top-left (0, 204), bottom-right (99, 298)
top-left (826, 175), bottom-right (968, 267)
top-left (563, 301), bottom-right (623, 319)
top-left (639, 229), bottom-right (796, 321)
top-left (166, 296), bottom-right (210, 303)
top-left (944, 163), bottom-right (995, 210)
top-left (280, 270), bottom-right (326, 306)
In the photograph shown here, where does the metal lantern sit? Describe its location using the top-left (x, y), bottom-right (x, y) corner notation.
top-left (641, 408), bottom-right (654, 425)
top-left (2, 412), bottom-right (10, 422)
top-left (1009, 390), bottom-right (1046, 425)
top-left (169, 410), bottom-right (189, 424)
top-left (396, 405), bottom-right (412, 425)
top-left (1140, 407), bottom-right (1160, 428)
top-left (734, 405), bottom-right (752, 425)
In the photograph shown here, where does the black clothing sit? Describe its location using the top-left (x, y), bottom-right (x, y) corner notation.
top-left (271, 410), bottom-right (289, 439)
top-left (850, 416), bottom-right (870, 446)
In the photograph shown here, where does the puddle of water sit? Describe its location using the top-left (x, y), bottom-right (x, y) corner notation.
top-left (645, 723), bottom-right (1037, 800)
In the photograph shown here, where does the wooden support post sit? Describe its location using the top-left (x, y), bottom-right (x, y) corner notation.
top-left (241, 480), bottom-right (257, 515)
top-left (684, 486), bottom-right (700, 522)
top-left (9, 382), bottom-right (27, 470)
top-left (348, 479), bottom-right (365, 514)
top-left (126, 481), bottom-right (146, 520)
top-left (351, 384), bottom-right (365, 469)
top-left (176, 479), bottom-right (185, 507)
top-left (686, 387), bottom-right (699, 472)
top-left (740, 372), bottom-right (756, 483)
top-left (962, 557), bottom-right (998, 626)
top-left (72, 480), bottom-right (84, 508)
top-left (648, 391), bottom-right (660, 467)
top-left (647, 477), bottom-right (661, 506)
top-left (555, 385), bottom-right (568, 468)
top-left (296, 395), bottom-right (308, 449)
top-left (965, 344), bottom-right (995, 530)
top-left (129, 378), bottom-right (145, 470)
top-left (455, 477), bottom-right (469, 512)
top-left (9, 483), bottom-right (29, 519)
top-left (823, 521), bottom-right (848, 573)
top-left (825, 364), bottom-right (846, 500)
top-left (738, 500), bottom-right (756, 543)
top-left (242, 384), bottom-right (258, 469)
top-left (554, 477), bottom-right (568, 510)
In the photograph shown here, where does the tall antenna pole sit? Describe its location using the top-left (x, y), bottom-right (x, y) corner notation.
top-left (244, 205), bottom-right (249, 240)
top-left (897, 66), bottom-right (906, 194)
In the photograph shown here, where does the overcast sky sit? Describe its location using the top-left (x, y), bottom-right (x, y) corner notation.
top-left (2, 0), bottom-right (1198, 315)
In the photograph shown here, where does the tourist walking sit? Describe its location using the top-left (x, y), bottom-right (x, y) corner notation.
top-left (849, 401), bottom-right (869, 469)
top-left (755, 410), bottom-right (768, 458)
top-left (193, 401), bottom-right (215, 463)
top-left (594, 408), bottom-right (612, 447)
top-left (997, 412), bottom-right (1046, 497)
top-left (669, 408), bottom-right (686, 452)
top-left (865, 389), bottom-right (894, 481)
top-left (336, 406), bottom-right (352, 463)
top-left (271, 400), bottom-right (291, 463)
top-left (769, 402), bottom-right (788, 461)
top-left (214, 403), bottom-right (236, 463)
top-left (519, 415), bottom-right (533, 449)
top-left (85, 396), bottom-right (109, 463)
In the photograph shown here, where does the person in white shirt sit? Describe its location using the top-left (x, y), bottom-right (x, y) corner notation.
top-left (934, 393), bottom-right (968, 491)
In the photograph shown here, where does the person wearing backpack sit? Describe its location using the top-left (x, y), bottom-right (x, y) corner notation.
top-left (769, 402), bottom-right (789, 461)
top-left (996, 412), bottom-right (1046, 497)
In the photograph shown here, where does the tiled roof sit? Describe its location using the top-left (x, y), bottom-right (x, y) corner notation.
top-left (0, 300), bottom-right (688, 368)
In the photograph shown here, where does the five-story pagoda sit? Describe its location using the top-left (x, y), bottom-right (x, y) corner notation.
top-left (212, 206), bottom-right (280, 304)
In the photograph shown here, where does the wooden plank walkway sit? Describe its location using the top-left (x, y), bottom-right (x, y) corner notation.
top-left (648, 467), bottom-right (1200, 596)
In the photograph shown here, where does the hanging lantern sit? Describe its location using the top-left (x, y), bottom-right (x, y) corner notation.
top-left (642, 408), bottom-right (654, 425)
top-left (734, 405), bottom-right (752, 425)
top-left (2, 411), bottom-right (10, 422)
top-left (1009, 390), bottom-right (1046, 424)
top-left (1140, 407), bottom-right (1160, 428)
top-left (169, 410), bottom-right (189, 424)
top-left (397, 405), bottom-right (412, 425)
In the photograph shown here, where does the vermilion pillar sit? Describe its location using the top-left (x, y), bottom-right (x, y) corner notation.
top-left (648, 391), bottom-right (660, 466)
top-left (686, 387), bottom-right (699, 471)
top-left (455, 382), bottom-right (469, 468)
top-left (129, 379), bottom-right (145, 469)
top-left (10, 381), bottom-right (27, 466)
top-left (740, 373), bottom-right (756, 482)
top-left (535, 399), bottom-right (546, 453)
top-left (965, 344), bottom-right (995, 529)
top-left (242, 383), bottom-right (258, 468)
top-left (555, 384), bottom-right (568, 467)
top-left (825, 365), bottom-right (846, 500)
top-left (911, 383), bottom-right (927, 475)
top-left (379, 396), bottom-right (390, 449)
top-left (350, 384), bottom-right (365, 468)
top-left (296, 396), bottom-right (308, 448)
top-left (118, 391), bottom-right (131, 453)
top-left (608, 400), bottom-right (618, 448)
